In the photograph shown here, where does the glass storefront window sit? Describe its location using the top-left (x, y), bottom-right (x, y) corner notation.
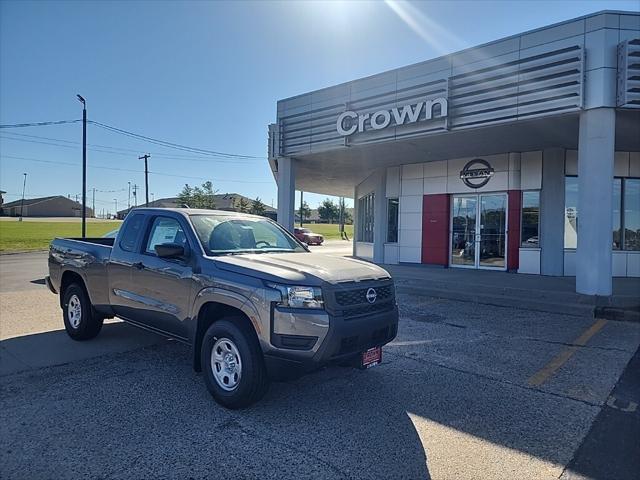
top-left (564, 177), bottom-right (578, 249)
top-left (564, 176), bottom-right (639, 251)
top-left (521, 191), bottom-right (540, 247)
top-left (387, 198), bottom-right (399, 243)
top-left (613, 179), bottom-right (622, 250)
top-left (357, 193), bottom-right (375, 243)
top-left (624, 179), bottom-right (640, 251)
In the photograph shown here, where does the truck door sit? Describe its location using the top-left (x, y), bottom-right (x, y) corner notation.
top-left (125, 214), bottom-right (194, 340)
top-left (108, 213), bottom-right (147, 318)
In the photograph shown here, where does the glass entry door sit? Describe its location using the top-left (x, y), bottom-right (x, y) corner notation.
top-left (450, 194), bottom-right (507, 270)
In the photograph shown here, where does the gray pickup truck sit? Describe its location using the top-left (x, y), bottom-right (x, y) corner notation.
top-left (47, 208), bottom-right (398, 408)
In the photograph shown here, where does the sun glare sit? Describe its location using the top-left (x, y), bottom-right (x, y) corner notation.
top-left (384, 0), bottom-right (466, 55)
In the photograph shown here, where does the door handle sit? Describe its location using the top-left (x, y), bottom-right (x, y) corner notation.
top-left (133, 261), bottom-right (145, 270)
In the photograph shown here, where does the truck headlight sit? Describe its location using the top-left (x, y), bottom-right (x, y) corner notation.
top-left (268, 284), bottom-right (324, 309)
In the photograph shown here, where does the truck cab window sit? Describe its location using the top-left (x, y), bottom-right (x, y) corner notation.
top-left (146, 217), bottom-right (188, 254)
top-left (119, 214), bottom-right (144, 252)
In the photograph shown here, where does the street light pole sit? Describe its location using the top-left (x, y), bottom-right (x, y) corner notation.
top-left (138, 154), bottom-right (151, 205)
top-left (114, 198), bottom-right (118, 217)
top-left (77, 94), bottom-right (87, 238)
top-left (127, 181), bottom-right (131, 211)
top-left (19, 173), bottom-right (27, 222)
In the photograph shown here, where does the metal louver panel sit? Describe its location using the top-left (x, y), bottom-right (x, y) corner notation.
top-left (448, 46), bottom-right (584, 128)
top-left (617, 39), bottom-right (640, 108)
top-left (276, 45), bottom-right (584, 157)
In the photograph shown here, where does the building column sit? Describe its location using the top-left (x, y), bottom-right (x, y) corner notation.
top-left (576, 108), bottom-right (615, 296)
top-left (540, 148), bottom-right (565, 276)
top-left (276, 157), bottom-right (295, 232)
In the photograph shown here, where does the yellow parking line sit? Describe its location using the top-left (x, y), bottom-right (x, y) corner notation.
top-left (528, 319), bottom-right (608, 387)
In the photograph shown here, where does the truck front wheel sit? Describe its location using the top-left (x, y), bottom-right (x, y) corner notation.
top-left (62, 283), bottom-right (103, 340)
top-left (201, 318), bottom-right (269, 409)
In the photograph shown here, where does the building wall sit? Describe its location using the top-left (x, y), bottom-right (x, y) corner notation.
top-left (361, 148), bottom-right (640, 277)
top-left (380, 152), bottom-right (539, 265)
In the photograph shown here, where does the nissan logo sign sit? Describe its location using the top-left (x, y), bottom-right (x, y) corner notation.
top-left (460, 159), bottom-right (495, 189)
top-left (366, 288), bottom-right (377, 304)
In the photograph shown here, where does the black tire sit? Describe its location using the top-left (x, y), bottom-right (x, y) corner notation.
top-left (62, 283), bottom-right (104, 341)
top-left (201, 317), bottom-right (269, 409)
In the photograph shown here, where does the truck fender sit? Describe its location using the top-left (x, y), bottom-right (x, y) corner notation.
top-left (190, 286), bottom-right (265, 372)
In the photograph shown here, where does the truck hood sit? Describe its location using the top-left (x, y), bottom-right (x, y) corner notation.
top-left (211, 252), bottom-right (390, 285)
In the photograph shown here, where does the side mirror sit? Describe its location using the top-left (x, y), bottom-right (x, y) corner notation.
top-left (155, 242), bottom-right (185, 259)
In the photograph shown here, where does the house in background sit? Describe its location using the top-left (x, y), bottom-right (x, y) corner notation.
top-left (1, 196), bottom-right (94, 217)
top-left (116, 193), bottom-right (277, 220)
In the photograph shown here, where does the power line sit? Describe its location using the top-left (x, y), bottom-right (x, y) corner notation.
top-left (0, 134), bottom-right (256, 164)
top-left (0, 117), bottom-right (265, 159)
top-left (2, 131), bottom-right (255, 161)
top-left (0, 119), bottom-right (82, 128)
top-left (0, 132), bottom-right (260, 165)
top-left (0, 154), bottom-right (273, 184)
top-left (88, 120), bottom-right (263, 159)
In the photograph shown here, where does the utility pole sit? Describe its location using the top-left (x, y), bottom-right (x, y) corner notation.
top-left (92, 188), bottom-right (96, 218)
top-left (132, 184), bottom-right (138, 206)
top-left (299, 191), bottom-right (303, 227)
top-left (77, 94), bottom-right (87, 238)
top-left (127, 182), bottom-right (131, 210)
top-left (339, 197), bottom-right (345, 240)
top-left (138, 154), bottom-right (151, 205)
top-left (19, 173), bottom-right (27, 222)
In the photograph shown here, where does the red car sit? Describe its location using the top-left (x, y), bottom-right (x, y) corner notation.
top-left (294, 227), bottom-right (324, 245)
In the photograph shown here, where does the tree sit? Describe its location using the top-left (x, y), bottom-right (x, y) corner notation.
top-left (177, 184), bottom-right (194, 208)
top-left (238, 197), bottom-right (250, 213)
top-left (177, 181), bottom-right (217, 209)
top-left (299, 200), bottom-right (311, 224)
top-left (318, 198), bottom-right (339, 223)
top-left (250, 197), bottom-right (267, 216)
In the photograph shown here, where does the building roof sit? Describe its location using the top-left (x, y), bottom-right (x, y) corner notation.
top-left (2, 195), bottom-right (65, 208)
top-left (117, 193), bottom-right (276, 216)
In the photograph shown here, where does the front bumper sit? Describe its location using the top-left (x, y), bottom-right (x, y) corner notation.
top-left (264, 304), bottom-right (398, 378)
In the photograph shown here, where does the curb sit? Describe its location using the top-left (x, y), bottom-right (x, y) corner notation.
top-left (396, 285), bottom-right (640, 323)
top-left (0, 249), bottom-right (48, 256)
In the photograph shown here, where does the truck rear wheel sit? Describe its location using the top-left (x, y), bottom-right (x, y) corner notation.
top-left (62, 283), bottom-right (103, 340)
top-left (201, 317), bottom-right (269, 409)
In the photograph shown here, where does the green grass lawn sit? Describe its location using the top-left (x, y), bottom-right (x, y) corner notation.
top-left (0, 221), bottom-right (122, 253)
top-left (300, 223), bottom-right (353, 240)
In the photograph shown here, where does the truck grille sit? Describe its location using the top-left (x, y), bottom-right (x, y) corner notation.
top-left (330, 281), bottom-right (395, 320)
top-left (335, 284), bottom-right (393, 306)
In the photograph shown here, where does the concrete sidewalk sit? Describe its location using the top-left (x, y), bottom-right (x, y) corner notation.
top-left (386, 264), bottom-right (640, 321)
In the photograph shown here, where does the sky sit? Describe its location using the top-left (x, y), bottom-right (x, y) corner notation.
top-left (1, 0), bottom-right (638, 215)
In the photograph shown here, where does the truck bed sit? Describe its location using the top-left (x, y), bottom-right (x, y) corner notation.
top-left (61, 237), bottom-right (115, 247)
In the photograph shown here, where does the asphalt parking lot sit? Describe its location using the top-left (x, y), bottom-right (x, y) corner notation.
top-left (1, 246), bottom-right (639, 480)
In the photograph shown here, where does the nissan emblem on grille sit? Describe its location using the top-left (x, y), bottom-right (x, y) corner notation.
top-left (366, 288), bottom-right (377, 304)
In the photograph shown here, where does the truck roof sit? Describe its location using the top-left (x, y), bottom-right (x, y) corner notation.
top-left (126, 207), bottom-right (268, 220)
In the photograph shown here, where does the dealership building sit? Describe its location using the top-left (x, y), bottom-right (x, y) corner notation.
top-left (268, 11), bottom-right (640, 296)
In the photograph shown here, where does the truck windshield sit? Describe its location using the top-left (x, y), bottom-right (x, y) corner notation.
top-left (190, 215), bottom-right (306, 256)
